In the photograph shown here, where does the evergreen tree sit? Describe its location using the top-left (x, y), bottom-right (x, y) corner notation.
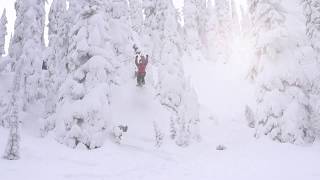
top-left (47, 0), bottom-right (68, 76)
top-left (231, 0), bottom-right (241, 37)
top-left (49, 0), bottom-right (117, 149)
top-left (3, 59), bottom-right (24, 160)
top-left (109, 0), bottom-right (135, 60)
top-left (302, 0), bottom-right (320, 139)
top-left (40, 0), bottom-right (69, 135)
top-left (129, 0), bottom-right (144, 50)
top-left (205, 0), bottom-right (219, 61)
top-left (239, 4), bottom-right (250, 36)
top-left (302, 0), bottom-right (320, 53)
top-left (207, 0), bottom-right (232, 63)
top-left (183, 0), bottom-right (206, 61)
top-left (142, 0), bottom-right (166, 60)
top-left (67, 0), bottom-right (87, 24)
top-left (45, 0), bottom-right (68, 115)
top-left (145, 0), bottom-right (200, 146)
top-left (8, 0), bottom-right (46, 109)
top-left (0, 9), bottom-right (7, 57)
top-left (248, 0), bottom-right (318, 144)
top-left (197, 0), bottom-right (207, 45)
top-left (129, 0), bottom-right (143, 35)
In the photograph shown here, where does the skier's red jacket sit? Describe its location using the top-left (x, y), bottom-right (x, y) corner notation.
top-left (135, 56), bottom-right (148, 75)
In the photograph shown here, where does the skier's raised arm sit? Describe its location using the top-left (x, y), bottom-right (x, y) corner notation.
top-left (135, 55), bottom-right (139, 66)
top-left (145, 55), bottom-right (149, 65)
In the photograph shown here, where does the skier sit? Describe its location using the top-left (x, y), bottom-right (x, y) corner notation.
top-left (135, 54), bottom-right (149, 86)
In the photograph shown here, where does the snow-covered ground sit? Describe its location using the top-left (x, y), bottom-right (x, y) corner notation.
top-left (1, 58), bottom-right (320, 180)
top-left (2, 126), bottom-right (320, 180)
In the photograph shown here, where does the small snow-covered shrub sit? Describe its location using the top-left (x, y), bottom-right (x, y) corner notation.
top-left (153, 121), bottom-right (164, 147)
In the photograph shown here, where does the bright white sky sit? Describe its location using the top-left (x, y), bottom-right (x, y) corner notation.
top-left (0, 0), bottom-right (246, 54)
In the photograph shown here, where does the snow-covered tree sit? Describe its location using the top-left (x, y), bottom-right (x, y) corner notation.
top-left (129, 0), bottom-right (144, 51)
top-left (42, 0), bottom-right (69, 122)
top-left (48, 0), bottom-right (117, 149)
top-left (109, 0), bottom-right (135, 60)
top-left (197, 0), bottom-right (207, 44)
top-left (67, 0), bottom-right (87, 24)
top-left (247, 0), bottom-right (286, 80)
top-left (3, 59), bottom-right (24, 160)
top-left (239, 4), bottom-right (250, 36)
top-left (0, 9), bottom-right (7, 57)
top-left (141, 0), bottom-right (163, 59)
top-left (302, 0), bottom-right (320, 53)
top-left (145, 0), bottom-right (200, 146)
top-left (47, 0), bottom-right (68, 76)
top-left (247, 0), bottom-right (318, 144)
top-left (183, 0), bottom-right (206, 61)
top-left (302, 0), bottom-right (320, 139)
top-left (231, 0), bottom-right (241, 36)
top-left (206, 0), bottom-right (232, 62)
top-left (8, 0), bottom-right (46, 109)
top-left (205, 0), bottom-right (218, 61)
top-left (129, 0), bottom-right (143, 35)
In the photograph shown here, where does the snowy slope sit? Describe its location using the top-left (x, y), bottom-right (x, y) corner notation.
top-left (1, 0), bottom-right (320, 179)
top-left (1, 57), bottom-right (320, 180)
top-left (1, 114), bottom-right (320, 180)
top-left (109, 60), bottom-right (170, 147)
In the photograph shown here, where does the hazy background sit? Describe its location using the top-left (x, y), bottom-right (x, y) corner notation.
top-left (0, 0), bottom-right (184, 53)
top-left (0, 0), bottom-right (246, 55)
